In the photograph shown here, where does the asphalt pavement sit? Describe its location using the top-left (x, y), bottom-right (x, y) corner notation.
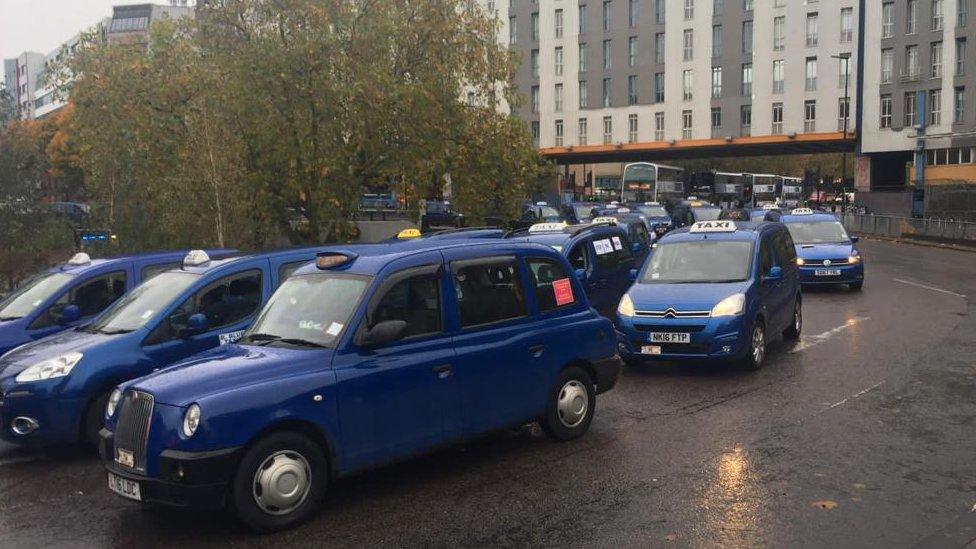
top-left (1, 238), bottom-right (974, 549)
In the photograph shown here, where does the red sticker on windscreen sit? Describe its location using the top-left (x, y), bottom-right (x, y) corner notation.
top-left (553, 278), bottom-right (575, 306)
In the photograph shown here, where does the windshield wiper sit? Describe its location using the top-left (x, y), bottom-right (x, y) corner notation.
top-left (275, 338), bottom-right (328, 348)
top-left (99, 328), bottom-right (135, 335)
top-left (0, 316), bottom-right (22, 321)
top-left (243, 333), bottom-right (281, 345)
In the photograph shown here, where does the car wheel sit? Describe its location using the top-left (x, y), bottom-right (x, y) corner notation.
top-left (83, 391), bottom-right (111, 449)
top-left (231, 432), bottom-right (327, 533)
top-left (742, 320), bottom-right (767, 371)
top-left (783, 298), bottom-right (802, 340)
top-left (541, 366), bottom-right (596, 442)
top-left (849, 281), bottom-right (863, 291)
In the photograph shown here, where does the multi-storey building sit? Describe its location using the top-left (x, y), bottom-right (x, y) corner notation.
top-left (2, 51), bottom-right (45, 120)
top-left (106, 2), bottom-right (193, 46)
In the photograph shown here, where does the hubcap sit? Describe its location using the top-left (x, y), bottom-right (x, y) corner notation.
top-left (557, 380), bottom-right (589, 428)
top-left (252, 450), bottom-right (311, 516)
top-left (752, 325), bottom-right (765, 365)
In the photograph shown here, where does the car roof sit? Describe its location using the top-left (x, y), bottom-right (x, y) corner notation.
top-left (176, 247), bottom-right (322, 276)
top-left (781, 213), bottom-right (840, 223)
top-left (50, 249), bottom-right (235, 276)
top-left (508, 223), bottom-right (626, 244)
top-left (660, 221), bottom-right (770, 243)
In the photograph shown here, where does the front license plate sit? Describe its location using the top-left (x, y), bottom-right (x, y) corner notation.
top-left (107, 472), bottom-right (141, 501)
top-left (641, 345), bottom-right (662, 355)
top-left (116, 448), bottom-right (134, 468)
top-left (814, 269), bottom-right (842, 276)
top-left (650, 332), bottom-right (691, 344)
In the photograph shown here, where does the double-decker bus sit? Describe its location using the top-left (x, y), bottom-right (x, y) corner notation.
top-left (621, 163), bottom-right (685, 204)
top-left (744, 173), bottom-right (783, 207)
top-left (780, 177), bottom-right (803, 207)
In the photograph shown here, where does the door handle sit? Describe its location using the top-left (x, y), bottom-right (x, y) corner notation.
top-left (528, 344), bottom-right (545, 358)
top-left (432, 364), bottom-right (453, 379)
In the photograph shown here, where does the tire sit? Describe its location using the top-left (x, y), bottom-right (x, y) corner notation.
top-left (783, 298), bottom-right (802, 340)
top-left (83, 391), bottom-right (110, 449)
top-left (231, 432), bottom-right (328, 533)
top-left (849, 281), bottom-right (863, 291)
top-left (540, 366), bottom-right (596, 442)
top-left (742, 319), bottom-right (767, 371)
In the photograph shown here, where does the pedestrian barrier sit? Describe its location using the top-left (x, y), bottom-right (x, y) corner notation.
top-left (841, 213), bottom-right (976, 243)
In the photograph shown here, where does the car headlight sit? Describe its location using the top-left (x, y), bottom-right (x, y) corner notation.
top-left (618, 294), bottom-right (636, 317)
top-left (15, 352), bottom-right (83, 383)
top-left (711, 293), bottom-right (745, 317)
top-left (105, 388), bottom-right (123, 418)
top-left (849, 250), bottom-right (860, 263)
top-left (182, 403), bottom-right (201, 437)
top-left (796, 258), bottom-right (805, 266)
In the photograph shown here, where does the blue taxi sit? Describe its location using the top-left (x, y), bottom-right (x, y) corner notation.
top-left (781, 208), bottom-right (864, 290)
top-left (590, 211), bottom-right (653, 264)
top-left (100, 240), bottom-right (621, 531)
top-left (627, 202), bottom-right (673, 237)
top-left (0, 248), bottom-right (322, 447)
top-left (0, 250), bottom-right (233, 357)
top-left (506, 222), bottom-right (637, 318)
top-left (617, 220), bottom-right (801, 370)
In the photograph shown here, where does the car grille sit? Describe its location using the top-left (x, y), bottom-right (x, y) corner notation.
top-left (633, 324), bottom-right (707, 333)
top-left (803, 258), bottom-right (850, 266)
top-left (114, 390), bottom-right (154, 472)
top-left (635, 309), bottom-right (711, 318)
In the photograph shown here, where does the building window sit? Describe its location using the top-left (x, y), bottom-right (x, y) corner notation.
top-left (806, 13), bottom-right (818, 47)
top-left (531, 121), bottom-right (540, 147)
top-left (839, 56), bottom-right (851, 88)
top-left (804, 100), bottom-right (816, 132)
top-left (603, 77), bottom-right (612, 107)
top-left (603, 40), bottom-right (612, 69)
top-left (531, 12), bottom-right (539, 41)
top-left (684, 0), bottom-right (694, 20)
top-left (742, 20), bottom-right (753, 54)
top-left (654, 72), bottom-right (665, 102)
top-left (509, 17), bottom-right (517, 44)
top-left (628, 113), bottom-right (638, 142)
top-left (882, 3), bottom-right (894, 37)
top-left (712, 25), bottom-right (722, 57)
top-left (773, 59), bottom-right (785, 93)
top-left (742, 63), bottom-right (753, 96)
top-left (931, 0), bottom-right (943, 30)
top-left (555, 83), bottom-right (564, 112)
top-left (628, 75), bottom-right (639, 105)
top-left (555, 9), bottom-right (564, 38)
top-left (655, 0), bottom-right (665, 23)
top-left (838, 97), bottom-right (850, 131)
top-left (880, 94), bottom-right (893, 128)
top-left (531, 86), bottom-right (540, 113)
top-left (881, 49), bottom-right (894, 84)
top-left (960, 0), bottom-right (969, 27)
top-left (743, 0), bottom-right (752, 11)
top-left (929, 88), bottom-right (941, 125)
top-left (956, 39), bottom-right (966, 76)
top-left (682, 109), bottom-right (693, 139)
top-left (839, 8), bottom-right (853, 43)
top-left (711, 66), bottom-right (723, 98)
top-left (905, 45), bottom-right (919, 79)
top-left (531, 50), bottom-right (540, 78)
top-left (683, 29), bottom-right (694, 60)
top-left (955, 87), bottom-right (966, 124)
top-left (931, 42), bottom-right (943, 78)
top-left (905, 91), bottom-right (917, 126)
top-left (579, 80), bottom-right (588, 107)
top-left (907, 0), bottom-right (917, 34)
top-left (683, 70), bottom-right (694, 101)
top-left (655, 33), bottom-right (665, 64)
top-left (579, 118), bottom-right (588, 145)
top-left (774, 0), bottom-right (784, 7)
top-left (603, 116), bottom-right (613, 144)
top-left (655, 112), bottom-right (665, 140)
top-left (579, 43), bottom-right (587, 71)
top-left (555, 47), bottom-right (564, 76)
top-left (603, 0), bottom-right (611, 30)
top-left (579, 5), bottom-right (588, 34)
top-left (710, 107), bottom-right (722, 137)
top-left (773, 17), bottom-right (785, 51)
top-left (740, 104), bottom-right (752, 136)
top-left (805, 57), bottom-right (817, 91)
top-left (628, 36), bottom-right (638, 66)
top-left (713, 0), bottom-right (724, 16)
top-left (555, 119), bottom-right (564, 146)
top-left (628, 0), bottom-right (638, 27)
top-left (772, 102), bottom-right (784, 134)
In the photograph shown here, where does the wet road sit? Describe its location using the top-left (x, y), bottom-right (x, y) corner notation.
top-left (1, 238), bottom-right (974, 548)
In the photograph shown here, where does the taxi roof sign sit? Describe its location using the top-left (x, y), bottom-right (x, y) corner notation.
top-left (316, 252), bottom-right (356, 269)
top-left (396, 228), bottom-right (421, 239)
top-left (528, 222), bottom-right (568, 233)
top-left (535, 201), bottom-right (548, 206)
top-left (791, 208), bottom-right (815, 216)
top-left (644, 201), bottom-right (660, 206)
top-left (616, 207), bottom-right (631, 213)
top-left (182, 250), bottom-right (211, 268)
top-left (591, 216), bottom-right (618, 225)
top-left (689, 220), bottom-right (737, 233)
top-left (66, 252), bottom-right (91, 266)
top-left (761, 203), bottom-right (777, 210)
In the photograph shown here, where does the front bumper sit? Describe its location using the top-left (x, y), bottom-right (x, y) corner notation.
top-left (99, 428), bottom-right (241, 509)
top-left (616, 314), bottom-right (750, 362)
top-left (798, 262), bottom-right (864, 285)
top-left (592, 355), bottom-right (622, 394)
top-left (0, 389), bottom-right (85, 445)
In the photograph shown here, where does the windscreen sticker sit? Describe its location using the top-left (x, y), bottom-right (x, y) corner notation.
top-left (611, 236), bottom-right (623, 251)
top-left (593, 239), bottom-right (614, 255)
top-left (219, 330), bottom-right (246, 345)
top-left (325, 322), bottom-right (343, 336)
top-left (553, 278), bottom-right (575, 306)
top-left (299, 320), bottom-right (324, 331)
top-left (651, 272), bottom-right (660, 279)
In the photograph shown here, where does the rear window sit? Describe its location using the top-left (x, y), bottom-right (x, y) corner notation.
top-left (526, 258), bottom-right (574, 313)
top-left (453, 259), bottom-right (527, 328)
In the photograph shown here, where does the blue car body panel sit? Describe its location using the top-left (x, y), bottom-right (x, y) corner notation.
top-left (781, 213), bottom-right (864, 286)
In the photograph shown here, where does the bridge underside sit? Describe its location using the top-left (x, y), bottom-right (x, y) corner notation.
top-left (540, 132), bottom-right (857, 165)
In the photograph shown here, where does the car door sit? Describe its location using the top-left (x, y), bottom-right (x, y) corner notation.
top-left (756, 234), bottom-right (783, 329)
top-left (590, 233), bottom-right (626, 317)
top-left (772, 229), bottom-right (798, 329)
top-left (444, 251), bottom-right (540, 436)
top-left (566, 237), bottom-right (602, 311)
top-left (332, 261), bottom-right (456, 469)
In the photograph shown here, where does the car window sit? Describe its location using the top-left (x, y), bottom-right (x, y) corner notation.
top-left (146, 270), bottom-right (262, 344)
top-left (567, 242), bottom-right (589, 271)
top-left (142, 263), bottom-right (179, 281)
top-left (453, 259), bottom-right (526, 328)
top-left (632, 223), bottom-right (650, 247)
top-left (759, 237), bottom-right (774, 276)
top-left (593, 234), bottom-right (630, 269)
top-left (0, 272), bottom-right (73, 321)
top-left (526, 257), bottom-right (574, 313)
top-left (520, 208), bottom-right (538, 221)
top-left (371, 273), bottom-right (442, 338)
top-left (278, 260), bottom-right (309, 282)
top-left (30, 271), bottom-right (127, 329)
top-left (774, 230), bottom-right (797, 265)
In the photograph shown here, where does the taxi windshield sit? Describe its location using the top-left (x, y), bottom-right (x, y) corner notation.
top-left (573, 205), bottom-right (596, 219)
top-left (0, 272), bottom-right (74, 321)
top-left (786, 221), bottom-right (850, 244)
top-left (242, 273), bottom-right (370, 349)
top-left (692, 207), bottom-right (723, 221)
top-left (539, 206), bottom-right (561, 219)
top-left (637, 205), bottom-right (668, 217)
top-left (642, 241), bottom-right (753, 283)
top-left (86, 271), bottom-right (200, 334)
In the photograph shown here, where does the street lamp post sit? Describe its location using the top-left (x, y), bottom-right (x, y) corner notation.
top-left (832, 53), bottom-right (852, 213)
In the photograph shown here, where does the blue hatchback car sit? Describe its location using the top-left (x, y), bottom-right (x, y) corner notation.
top-left (781, 208), bottom-right (864, 290)
top-left (0, 250), bottom-right (232, 357)
top-left (0, 248), bottom-right (322, 447)
top-left (100, 240), bottom-right (621, 531)
top-left (617, 220), bottom-right (802, 370)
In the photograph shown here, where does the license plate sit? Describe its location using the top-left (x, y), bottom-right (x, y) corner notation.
top-left (108, 472), bottom-right (141, 501)
top-left (116, 448), bottom-right (134, 468)
top-left (641, 345), bottom-right (662, 355)
top-left (814, 269), bottom-right (842, 276)
top-left (650, 332), bottom-right (690, 344)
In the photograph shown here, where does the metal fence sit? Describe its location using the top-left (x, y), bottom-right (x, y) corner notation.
top-left (841, 213), bottom-right (976, 242)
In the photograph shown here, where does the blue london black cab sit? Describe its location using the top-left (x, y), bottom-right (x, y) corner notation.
top-left (781, 208), bottom-right (864, 290)
top-left (0, 250), bottom-right (232, 356)
top-left (101, 240), bottom-right (621, 531)
top-left (617, 220), bottom-right (801, 370)
top-left (0, 248), bottom-right (322, 447)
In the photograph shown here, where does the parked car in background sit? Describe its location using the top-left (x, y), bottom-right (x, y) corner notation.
top-left (419, 200), bottom-right (463, 232)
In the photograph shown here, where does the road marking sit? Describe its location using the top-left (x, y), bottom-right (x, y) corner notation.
top-left (790, 316), bottom-right (870, 353)
top-left (823, 380), bottom-right (886, 411)
top-left (894, 278), bottom-right (967, 299)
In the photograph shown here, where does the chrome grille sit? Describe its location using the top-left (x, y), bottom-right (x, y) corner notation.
top-left (803, 258), bottom-right (850, 266)
top-left (635, 308), bottom-right (711, 319)
top-left (634, 324), bottom-right (707, 333)
top-left (114, 390), bottom-right (153, 472)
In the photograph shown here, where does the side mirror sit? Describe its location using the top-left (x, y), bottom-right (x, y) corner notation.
top-left (629, 268), bottom-right (638, 282)
top-left (362, 320), bottom-right (407, 348)
top-left (850, 235), bottom-right (859, 243)
top-left (58, 304), bottom-right (81, 325)
top-left (574, 268), bottom-right (587, 282)
top-left (180, 313), bottom-right (209, 338)
top-left (765, 265), bottom-right (783, 281)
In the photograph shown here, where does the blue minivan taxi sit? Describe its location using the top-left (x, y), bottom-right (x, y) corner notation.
top-left (0, 250), bottom-right (232, 356)
top-left (0, 248), bottom-right (323, 447)
top-left (507, 222), bottom-right (637, 318)
top-left (781, 208), bottom-right (864, 290)
top-left (627, 202), bottom-right (673, 237)
top-left (617, 220), bottom-right (802, 370)
top-left (100, 240), bottom-right (621, 531)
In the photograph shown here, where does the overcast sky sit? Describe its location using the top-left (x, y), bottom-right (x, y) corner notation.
top-left (1, 0), bottom-right (118, 60)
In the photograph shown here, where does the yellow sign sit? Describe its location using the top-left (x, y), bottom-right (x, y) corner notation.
top-left (397, 228), bottom-right (422, 239)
